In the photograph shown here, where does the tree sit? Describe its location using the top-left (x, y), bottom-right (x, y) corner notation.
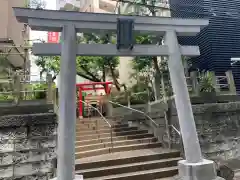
top-left (120, 0), bottom-right (171, 99)
top-left (35, 56), bottom-right (60, 80)
top-left (131, 33), bottom-right (165, 99)
top-left (76, 33), bottom-right (120, 90)
top-left (35, 33), bottom-right (121, 91)
top-left (25, 0), bottom-right (46, 9)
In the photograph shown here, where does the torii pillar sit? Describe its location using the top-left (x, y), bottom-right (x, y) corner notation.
top-left (13, 8), bottom-right (224, 180)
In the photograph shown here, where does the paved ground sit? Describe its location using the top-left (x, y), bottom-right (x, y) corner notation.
top-left (76, 148), bottom-right (179, 164)
top-left (234, 172), bottom-right (240, 180)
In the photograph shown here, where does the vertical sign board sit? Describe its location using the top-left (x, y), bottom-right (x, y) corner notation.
top-left (48, 32), bottom-right (60, 43)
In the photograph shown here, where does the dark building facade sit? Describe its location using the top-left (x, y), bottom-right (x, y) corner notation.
top-left (169, 0), bottom-right (240, 92)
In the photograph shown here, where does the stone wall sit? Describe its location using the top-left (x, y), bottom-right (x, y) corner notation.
top-left (113, 102), bottom-right (240, 162)
top-left (170, 102), bottom-right (240, 162)
top-left (0, 104), bottom-right (57, 180)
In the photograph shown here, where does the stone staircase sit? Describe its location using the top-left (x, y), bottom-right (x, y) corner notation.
top-left (75, 118), bottom-right (181, 180)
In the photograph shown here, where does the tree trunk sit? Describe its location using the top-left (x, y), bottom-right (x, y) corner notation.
top-left (107, 59), bottom-right (121, 91)
top-left (153, 57), bottom-right (161, 100)
top-left (102, 65), bottom-right (106, 82)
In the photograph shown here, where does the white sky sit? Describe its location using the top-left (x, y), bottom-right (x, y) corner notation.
top-left (46, 0), bottom-right (56, 10)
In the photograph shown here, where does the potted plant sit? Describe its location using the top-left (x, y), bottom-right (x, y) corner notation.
top-left (199, 71), bottom-right (216, 98)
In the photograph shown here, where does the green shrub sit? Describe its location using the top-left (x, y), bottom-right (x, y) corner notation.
top-left (0, 94), bottom-right (13, 101)
top-left (111, 91), bottom-right (148, 107)
top-left (199, 71), bottom-right (216, 93)
top-left (33, 83), bottom-right (47, 99)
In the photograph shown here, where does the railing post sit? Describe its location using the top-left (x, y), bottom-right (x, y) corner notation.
top-left (13, 74), bottom-right (21, 104)
top-left (106, 95), bottom-right (113, 117)
top-left (47, 74), bottom-right (53, 104)
top-left (211, 72), bottom-right (220, 93)
top-left (225, 70), bottom-right (236, 95)
top-left (190, 71), bottom-right (199, 96)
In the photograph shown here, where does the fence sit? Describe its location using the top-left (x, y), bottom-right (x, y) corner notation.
top-left (0, 73), bottom-right (54, 104)
top-left (113, 70), bottom-right (237, 108)
top-left (186, 70), bottom-right (236, 96)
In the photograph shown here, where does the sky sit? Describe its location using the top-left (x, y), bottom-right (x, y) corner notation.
top-left (46, 0), bottom-right (56, 10)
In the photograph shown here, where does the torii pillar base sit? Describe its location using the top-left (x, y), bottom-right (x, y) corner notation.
top-left (176, 159), bottom-right (225, 180)
top-left (51, 175), bottom-right (83, 180)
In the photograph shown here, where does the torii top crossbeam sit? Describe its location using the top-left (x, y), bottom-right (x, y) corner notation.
top-left (13, 8), bottom-right (208, 57)
top-left (14, 7), bottom-right (208, 35)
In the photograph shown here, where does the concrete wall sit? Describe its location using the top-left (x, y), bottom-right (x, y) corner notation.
top-left (0, 104), bottom-right (57, 179)
top-left (0, 0), bottom-right (9, 39)
top-left (113, 101), bottom-right (240, 162)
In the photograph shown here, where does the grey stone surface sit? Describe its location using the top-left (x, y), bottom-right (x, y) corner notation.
top-left (0, 113), bottom-right (57, 127)
top-left (172, 176), bottom-right (225, 180)
top-left (178, 159), bottom-right (217, 180)
top-left (113, 102), bottom-right (240, 162)
top-left (0, 105), bottom-right (57, 180)
top-left (0, 103), bottom-right (53, 116)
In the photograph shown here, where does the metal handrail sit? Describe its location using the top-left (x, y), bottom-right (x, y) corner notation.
top-left (169, 125), bottom-right (181, 135)
top-left (79, 100), bottom-right (113, 148)
top-left (79, 100), bottom-right (112, 127)
top-left (168, 124), bottom-right (185, 158)
top-left (109, 100), bottom-right (159, 127)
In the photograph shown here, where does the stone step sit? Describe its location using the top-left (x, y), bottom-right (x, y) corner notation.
top-left (76, 157), bottom-right (180, 178)
top-left (75, 129), bottom-right (149, 141)
top-left (75, 142), bottom-right (161, 159)
top-left (154, 177), bottom-right (178, 180)
top-left (81, 166), bottom-right (178, 180)
top-left (76, 127), bottom-right (138, 136)
top-left (75, 137), bottom-right (157, 152)
top-left (76, 121), bottom-right (122, 129)
top-left (75, 133), bottom-right (154, 146)
top-left (76, 124), bottom-right (129, 131)
top-left (76, 119), bottom-right (121, 125)
top-left (76, 149), bottom-right (180, 170)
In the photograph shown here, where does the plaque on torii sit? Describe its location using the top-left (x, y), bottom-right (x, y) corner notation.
top-left (13, 8), bottom-right (219, 180)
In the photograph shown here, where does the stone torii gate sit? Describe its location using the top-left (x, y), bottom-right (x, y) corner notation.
top-left (13, 8), bottom-right (221, 180)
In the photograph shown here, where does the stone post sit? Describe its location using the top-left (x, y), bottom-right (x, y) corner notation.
top-left (13, 74), bottom-right (21, 104)
top-left (225, 70), bottom-right (236, 95)
top-left (57, 25), bottom-right (77, 180)
top-left (190, 71), bottom-right (200, 96)
top-left (46, 74), bottom-right (53, 104)
top-left (164, 30), bottom-right (222, 180)
top-left (211, 72), bottom-right (220, 93)
top-left (106, 95), bottom-right (113, 117)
